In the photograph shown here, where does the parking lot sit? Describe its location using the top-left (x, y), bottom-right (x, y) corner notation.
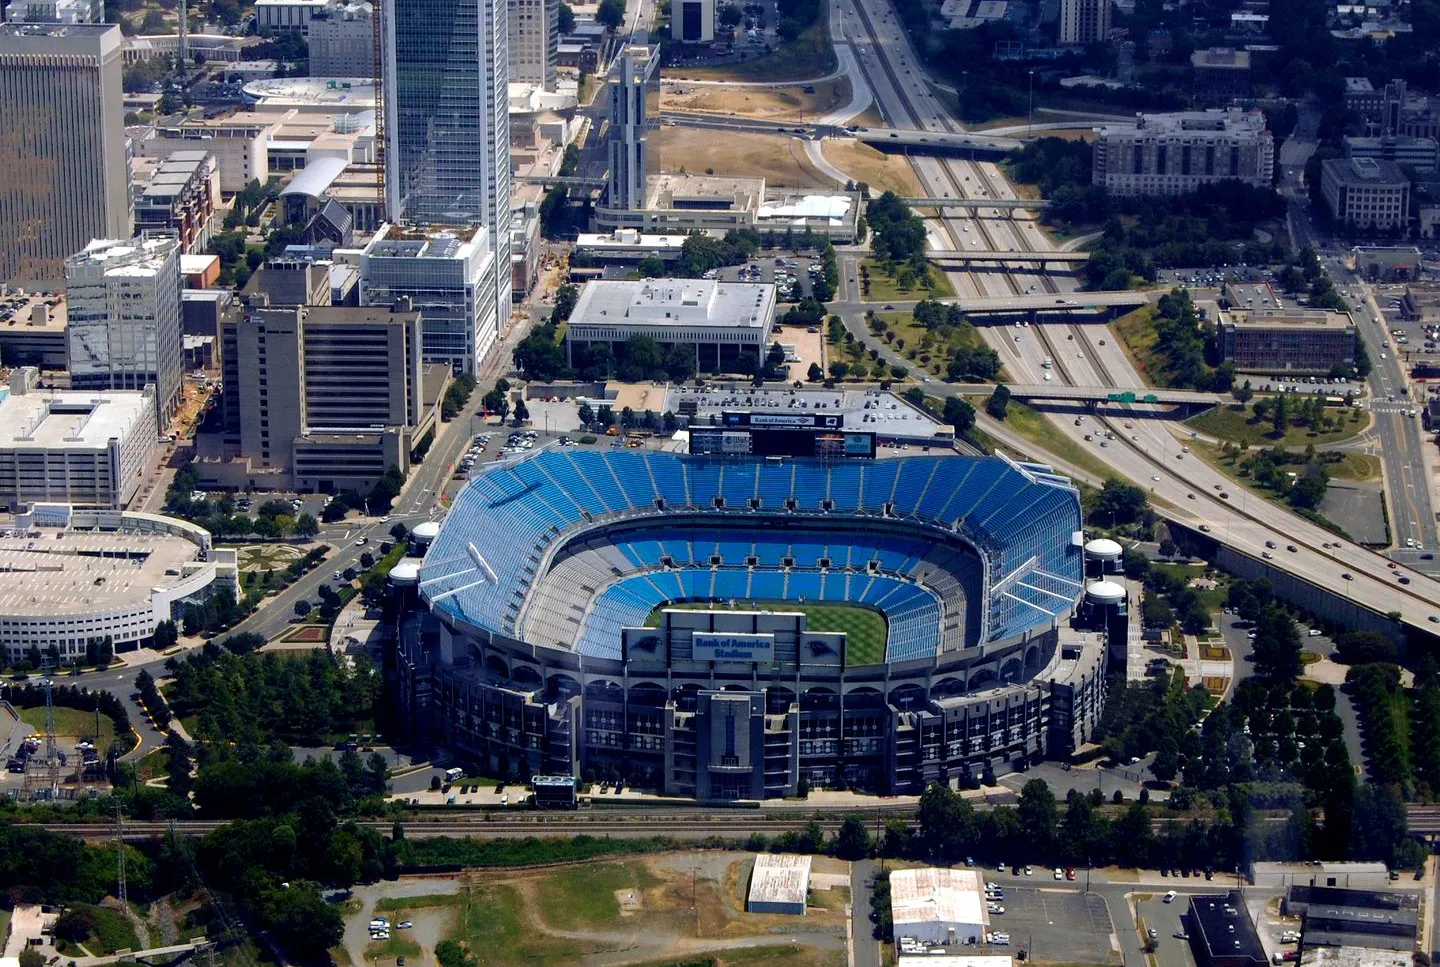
top-left (714, 254), bottom-right (821, 301)
top-left (980, 875), bottom-right (1117, 964)
top-left (1135, 891), bottom-right (1197, 967)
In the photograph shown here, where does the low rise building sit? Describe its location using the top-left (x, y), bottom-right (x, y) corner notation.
top-left (1343, 134), bottom-right (1439, 174)
top-left (1186, 892), bottom-right (1265, 967)
top-left (1190, 47), bottom-right (1251, 101)
top-left (0, 368), bottom-right (158, 511)
top-left (1320, 157), bottom-right (1411, 232)
top-left (1344, 77), bottom-right (1383, 118)
top-left (1299, 948), bottom-right (1411, 967)
top-left (889, 868), bottom-right (988, 946)
top-left (746, 853), bottom-right (810, 915)
top-left (132, 150), bottom-right (220, 255)
top-left (1219, 307), bottom-right (1357, 374)
top-left (575, 228), bottom-right (688, 262)
top-left (1401, 281), bottom-right (1440, 323)
top-left (134, 116), bottom-right (275, 193)
top-left (672, 0), bottom-right (714, 42)
top-left (0, 292), bottom-right (68, 367)
top-left (1092, 107), bottom-right (1274, 196)
top-left (1282, 884), bottom-right (1420, 952)
top-left (595, 174), bottom-right (859, 240)
top-left (1352, 246), bottom-right (1423, 281)
top-left (565, 278), bottom-right (778, 374)
top-left (3, 0), bottom-right (99, 22)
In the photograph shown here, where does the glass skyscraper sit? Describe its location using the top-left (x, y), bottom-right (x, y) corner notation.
top-left (383, 0), bottom-right (511, 354)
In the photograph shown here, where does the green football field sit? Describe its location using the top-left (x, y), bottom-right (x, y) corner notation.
top-left (644, 600), bottom-right (889, 666)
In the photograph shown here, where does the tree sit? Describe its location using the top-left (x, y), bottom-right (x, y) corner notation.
top-left (1018, 780), bottom-right (1058, 859)
top-left (53, 909), bottom-right (95, 944)
top-left (295, 513), bottom-right (319, 538)
top-left (153, 619), bottom-right (180, 650)
top-left (829, 361), bottom-right (850, 380)
top-left (552, 284), bottom-right (580, 323)
top-left (596, 0), bottom-right (625, 28)
top-left (1093, 479), bottom-right (1149, 526)
top-left (1233, 380), bottom-right (1254, 405)
top-left (513, 399), bottom-right (530, 424)
top-left (1151, 734), bottom-right (1180, 782)
top-left (985, 385), bottom-right (1010, 419)
top-left (718, 2), bottom-right (743, 27)
top-left (18, 949), bottom-right (44, 967)
top-left (807, 362), bottom-right (823, 382)
top-left (557, 0), bottom-right (575, 32)
top-left (942, 396), bottom-right (975, 435)
top-left (834, 815), bottom-right (871, 859)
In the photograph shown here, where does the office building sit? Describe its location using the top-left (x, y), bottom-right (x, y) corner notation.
top-left (1352, 246), bottom-right (1421, 281)
top-left (255, 0), bottom-right (331, 34)
top-left (65, 235), bottom-right (183, 426)
top-left (2, 0), bottom-right (99, 22)
top-left (1059, 0), bottom-right (1110, 44)
top-left (1320, 157), bottom-right (1411, 232)
top-left (889, 868), bottom-right (989, 946)
top-left (608, 47), bottom-right (660, 212)
top-left (746, 854), bottom-right (811, 916)
top-left (0, 23), bottom-right (131, 288)
top-left (1343, 134), bottom-right (1438, 174)
top-left (0, 290), bottom-right (68, 367)
top-left (507, 0), bottom-right (556, 89)
top-left (1091, 107), bottom-right (1274, 196)
top-left (134, 116), bottom-right (275, 193)
top-left (0, 368), bottom-right (157, 512)
top-left (1344, 77), bottom-right (1383, 119)
top-left (216, 262), bottom-right (445, 492)
top-left (1219, 308), bottom-right (1357, 374)
top-left (1402, 281), bottom-right (1440, 324)
top-left (672, 0), bottom-right (713, 41)
top-left (358, 223), bottom-right (498, 374)
top-left (307, 0), bottom-right (374, 78)
top-left (385, 0), bottom-right (512, 336)
top-left (565, 278), bottom-right (777, 372)
top-left (1186, 892), bottom-right (1266, 967)
top-left (132, 150), bottom-right (220, 255)
top-left (1190, 47), bottom-right (1250, 101)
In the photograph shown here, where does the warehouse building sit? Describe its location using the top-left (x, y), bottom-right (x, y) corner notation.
top-left (889, 868), bottom-right (988, 946)
top-left (746, 854), bottom-right (811, 916)
top-left (1186, 892), bottom-right (1266, 967)
top-left (565, 279), bottom-right (777, 375)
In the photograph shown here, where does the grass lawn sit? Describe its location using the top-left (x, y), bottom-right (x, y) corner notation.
top-left (660, 78), bottom-right (851, 120)
top-left (55, 904), bottom-right (139, 956)
top-left (992, 400), bottom-right (1121, 484)
top-left (18, 704), bottom-right (116, 745)
top-left (374, 895), bottom-right (457, 913)
top-left (655, 128), bottom-right (830, 190)
top-left (131, 748), bottom-right (169, 783)
top-left (1186, 403), bottom-right (1366, 448)
top-left (1151, 563), bottom-right (1229, 612)
top-left (683, 5), bottom-right (836, 82)
top-left (820, 141), bottom-right (924, 196)
top-left (873, 311), bottom-right (1006, 382)
top-left (1327, 452), bottom-right (1382, 483)
top-left (1112, 307), bottom-right (1162, 386)
top-left (861, 259), bottom-right (956, 302)
top-left (535, 861), bottom-right (661, 930)
top-left (366, 935), bottom-right (421, 962)
top-left (647, 601), bottom-right (889, 665)
top-left (448, 883), bottom-right (603, 966)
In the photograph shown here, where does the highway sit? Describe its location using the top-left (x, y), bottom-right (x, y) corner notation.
top-left (834, 0), bottom-right (1440, 633)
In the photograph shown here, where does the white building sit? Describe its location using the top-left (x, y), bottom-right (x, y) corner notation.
top-left (1321, 157), bottom-right (1412, 232)
top-left (357, 223), bottom-right (498, 374)
top-left (1343, 134), bottom-right (1439, 175)
top-left (255, 0), bottom-right (332, 35)
top-left (1091, 107), bottom-right (1275, 196)
top-left (2, 0), bottom-right (100, 23)
top-left (672, 0), bottom-right (713, 41)
top-left (0, 508), bottom-right (236, 663)
top-left (507, 0), bottom-right (557, 90)
top-left (1059, 0), bottom-right (1110, 44)
top-left (889, 868), bottom-right (989, 946)
top-left (65, 235), bottom-right (184, 427)
top-left (308, 0), bottom-right (373, 78)
top-left (0, 369), bottom-right (158, 512)
top-left (565, 278), bottom-right (777, 373)
top-left (575, 228), bottom-right (688, 261)
top-left (746, 854), bottom-right (811, 916)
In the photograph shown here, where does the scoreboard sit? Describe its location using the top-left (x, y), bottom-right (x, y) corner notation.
top-left (689, 412), bottom-right (875, 458)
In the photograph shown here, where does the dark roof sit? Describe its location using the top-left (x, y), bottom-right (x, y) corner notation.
top-left (305, 197), bottom-right (353, 246)
top-left (1286, 886), bottom-right (1419, 912)
top-left (1303, 929), bottom-right (1416, 951)
top-left (1189, 891), bottom-right (1266, 966)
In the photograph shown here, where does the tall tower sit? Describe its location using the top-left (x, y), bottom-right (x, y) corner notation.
top-left (383, 0), bottom-right (511, 344)
top-left (608, 47), bottom-right (659, 212)
top-left (506, 0), bottom-right (557, 90)
top-left (0, 23), bottom-right (131, 288)
top-left (1059, 0), bottom-right (1112, 44)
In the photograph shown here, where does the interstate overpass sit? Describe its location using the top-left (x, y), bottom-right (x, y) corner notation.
top-left (904, 197), bottom-right (1043, 210)
top-left (855, 128), bottom-right (1023, 154)
top-left (940, 292), bottom-right (1150, 315)
top-left (952, 384), bottom-right (1228, 405)
top-left (927, 249), bottom-right (1090, 265)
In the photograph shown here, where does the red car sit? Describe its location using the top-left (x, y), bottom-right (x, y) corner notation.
top-left (1066, 868), bottom-right (1076, 880)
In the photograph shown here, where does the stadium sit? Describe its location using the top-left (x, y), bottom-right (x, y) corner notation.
top-left (391, 449), bottom-right (1107, 799)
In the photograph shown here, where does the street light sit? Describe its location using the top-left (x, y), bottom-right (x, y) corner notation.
top-left (1028, 70), bottom-right (1035, 137)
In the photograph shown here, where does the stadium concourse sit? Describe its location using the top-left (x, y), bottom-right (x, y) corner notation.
top-left (390, 450), bottom-right (1108, 800)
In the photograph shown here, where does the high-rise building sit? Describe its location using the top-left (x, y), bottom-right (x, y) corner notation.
top-left (608, 47), bottom-right (659, 212)
top-left (507, 0), bottom-right (556, 89)
top-left (64, 235), bottom-right (183, 426)
top-left (308, 0), bottom-right (374, 77)
top-left (384, 0), bottom-right (511, 340)
top-left (359, 223), bottom-right (497, 374)
top-left (0, 23), bottom-right (131, 288)
top-left (671, 0), bottom-right (712, 42)
top-left (1091, 107), bottom-right (1274, 196)
top-left (1059, 0), bottom-right (1111, 45)
top-left (1320, 157), bottom-right (1412, 232)
top-left (2, 0), bottom-right (101, 23)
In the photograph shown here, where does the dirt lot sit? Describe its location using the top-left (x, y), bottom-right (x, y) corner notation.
top-left (656, 128), bottom-right (831, 189)
top-left (661, 79), bottom-right (851, 120)
top-left (819, 141), bottom-right (924, 195)
top-left (341, 854), bottom-right (850, 967)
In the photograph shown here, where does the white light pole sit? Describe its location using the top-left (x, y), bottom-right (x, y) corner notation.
top-left (1028, 71), bottom-right (1035, 137)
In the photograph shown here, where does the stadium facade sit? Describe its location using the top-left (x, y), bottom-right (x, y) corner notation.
top-left (390, 450), bottom-right (1105, 798)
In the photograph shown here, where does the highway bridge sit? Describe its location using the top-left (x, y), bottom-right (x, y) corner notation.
top-left (952, 383), bottom-right (1228, 405)
top-left (903, 197), bottom-right (1043, 210)
top-left (855, 128), bottom-right (1023, 153)
top-left (938, 292), bottom-right (1149, 315)
top-left (927, 249), bottom-right (1090, 264)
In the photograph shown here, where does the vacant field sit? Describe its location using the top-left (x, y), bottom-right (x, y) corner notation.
top-left (860, 259), bottom-right (956, 302)
top-left (18, 705), bottom-right (116, 747)
top-left (683, 6), bottom-right (836, 82)
top-left (821, 140), bottom-right (923, 195)
top-left (1186, 403), bottom-right (1366, 448)
top-left (873, 310), bottom-right (1004, 382)
top-left (1327, 452), bottom-right (1382, 482)
top-left (656, 128), bottom-right (830, 189)
top-left (662, 78), bottom-right (850, 119)
top-left (647, 601), bottom-right (887, 665)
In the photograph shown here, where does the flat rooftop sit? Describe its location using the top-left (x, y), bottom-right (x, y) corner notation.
top-left (0, 293), bottom-right (66, 332)
top-left (1300, 950), bottom-right (1409, 967)
top-left (648, 173), bottom-right (764, 211)
top-left (666, 385), bottom-right (949, 437)
top-left (1188, 892), bottom-right (1265, 964)
top-left (1323, 156), bottom-right (1408, 184)
top-left (747, 853), bottom-right (811, 907)
top-left (1225, 308), bottom-right (1356, 329)
top-left (570, 279), bottom-right (776, 330)
top-left (889, 868), bottom-right (987, 928)
top-left (0, 529), bottom-right (200, 618)
top-left (0, 391), bottom-right (152, 450)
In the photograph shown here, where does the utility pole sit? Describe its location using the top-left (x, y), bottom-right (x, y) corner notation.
top-left (1028, 71), bottom-right (1035, 138)
top-left (115, 800), bottom-right (128, 910)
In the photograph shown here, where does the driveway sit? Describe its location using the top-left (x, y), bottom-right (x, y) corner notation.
top-left (342, 877), bottom-right (464, 967)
